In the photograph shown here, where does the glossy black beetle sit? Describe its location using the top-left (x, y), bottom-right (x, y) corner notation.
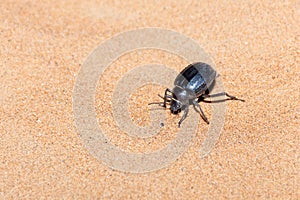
top-left (149, 62), bottom-right (244, 127)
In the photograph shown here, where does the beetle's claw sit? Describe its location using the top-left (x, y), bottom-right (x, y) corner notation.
top-left (232, 97), bottom-right (245, 102)
top-left (202, 117), bottom-right (209, 124)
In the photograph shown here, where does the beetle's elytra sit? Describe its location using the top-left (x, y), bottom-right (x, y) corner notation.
top-left (149, 62), bottom-right (245, 127)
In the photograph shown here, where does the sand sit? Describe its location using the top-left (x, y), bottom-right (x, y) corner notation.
top-left (1, 0), bottom-right (299, 199)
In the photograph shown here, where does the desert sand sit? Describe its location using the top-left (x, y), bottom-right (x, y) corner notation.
top-left (1, 0), bottom-right (299, 199)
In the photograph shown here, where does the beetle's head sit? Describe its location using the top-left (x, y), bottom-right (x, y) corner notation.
top-left (170, 98), bottom-right (182, 114)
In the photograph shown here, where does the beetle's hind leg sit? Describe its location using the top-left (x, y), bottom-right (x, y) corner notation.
top-left (223, 92), bottom-right (245, 102)
top-left (198, 92), bottom-right (245, 103)
top-left (192, 100), bottom-right (209, 124)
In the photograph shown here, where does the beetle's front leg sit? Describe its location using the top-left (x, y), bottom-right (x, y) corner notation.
top-left (163, 88), bottom-right (173, 107)
top-left (192, 100), bottom-right (209, 124)
top-left (178, 106), bottom-right (189, 127)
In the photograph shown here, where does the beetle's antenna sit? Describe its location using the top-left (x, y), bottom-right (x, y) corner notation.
top-left (148, 100), bottom-right (171, 106)
top-left (148, 102), bottom-right (164, 106)
top-left (148, 94), bottom-right (173, 106)
top-left (148, 106), bottom-right (167, 111)
top-left (158, 94), bottom-right (165, 99)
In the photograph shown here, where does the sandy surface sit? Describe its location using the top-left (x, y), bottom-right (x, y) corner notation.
top-left (1, 0), bottom-right (299, 199)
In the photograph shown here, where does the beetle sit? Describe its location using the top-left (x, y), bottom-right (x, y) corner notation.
top-left (149, 62), bottom-right (244, 127)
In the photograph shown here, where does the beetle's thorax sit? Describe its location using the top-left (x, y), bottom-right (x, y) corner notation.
top-left (172, 86), bottom-right (195, 104)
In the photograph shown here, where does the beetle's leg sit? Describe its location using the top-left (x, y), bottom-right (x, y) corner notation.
top-left (203, 92), bottom-right (244, 101)
top-left (224, 92), bottom-right (245, 101)
top-left (163, 88), bottom-right (173, 107)
top-left (192, 100), bottom-right (209, 124)
top-left (148, 92), bottom-right (172, 107)
top-left (178, 106), bottom-right (189, 127)
top-left (199, 92), bottom-right (245, 103)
